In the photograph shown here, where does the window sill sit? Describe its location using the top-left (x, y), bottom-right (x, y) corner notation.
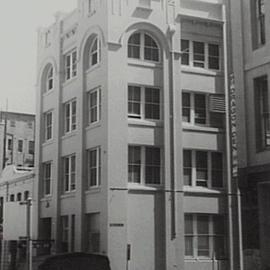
top-left (85, 186), bottom-right (101, 195)
top-left (128, 118), bottom-right (163, 127)
top-left (43, 89), bottom-right (54, 97)
top-left (40, 196), bottom-right (52, 202)
top-left (61, 130), bottom-right (77, 140)
top-left (62, 76), bottom-right (77, 87)
top-left (85, 63), bottom-right (101, 74)
top-left (183, 186), bottom-right (225, 195)
top-left (136, 6), bottom-right (153, 12)
top-left (181, 65), bottom-right (223, 77)
top-left (42, 139), bottom-right (54, 147)
top-left (127, 183), bottom-right (163, 191)
top-left (61, 191), bottom-right (76, 199)
top-left (185, 257), bottom-right (228, 262)
top-left (85, 122), bottom-right (101, 131)
top-left (182, 124), bottom-right (223, 134)
top-left (128, 59), bottom-right (162, 69)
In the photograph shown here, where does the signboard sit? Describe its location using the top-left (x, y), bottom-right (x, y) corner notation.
top-left (230, 74), bottom-right (238, 178)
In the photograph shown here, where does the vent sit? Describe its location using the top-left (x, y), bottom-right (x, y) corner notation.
top-left (209, 94), bottom-right (225, 113)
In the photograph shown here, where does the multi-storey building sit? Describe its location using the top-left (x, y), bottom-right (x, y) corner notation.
top-left (0, 111), bottom-right (35, 173)
top-left (34, 0), bottom-right (241, 270)
top-left (231, 0), bottom-right (270, 269)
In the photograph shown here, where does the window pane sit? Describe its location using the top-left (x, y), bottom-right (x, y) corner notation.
top-left (145, 147), bottom-right (160, 184)
top-left (183, 150), bottom-right (192, 185)
top-left (196, 151), bottom-right (208, 186)
top-left (197, 215), bottom-right (209, 234)
top-left (198, 236), bottom-right (210, 256)
top-left (185, 214), bottom-right (193, 234)
top-left (128, 86), bottom-right (141, 118)
top-left (182, 93), bottom-right (191, 122)
top-left (193, 41), bottom-right (205, 68)
top-left (144, 34), bottom-right (159, 62)
top-left (128, 33), bottom-right (141, 59)
top-left (128, 146), bottom-right (141, 183)
top-left (208, 44), bottom-right (219, 70)
top-left (185, 236), bottom-right (194, 256)
top-left (181, 39), bottom-right (189, 65)
top-left (194, 94), bottom-right (206, 124)
top-left (145, 88), bottom-right (160, 120)
top-left (212, 152), bottom-right (223, 188)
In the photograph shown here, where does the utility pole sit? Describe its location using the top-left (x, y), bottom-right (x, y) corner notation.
top-left (20, 197), bottom-right (32, 270)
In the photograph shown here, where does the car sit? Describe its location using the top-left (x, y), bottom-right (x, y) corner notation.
top-left (37, 252), bottom-right (111, 270)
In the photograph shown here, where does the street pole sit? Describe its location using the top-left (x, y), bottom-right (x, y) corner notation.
top-left (20, 197), bottom-right (32, 270)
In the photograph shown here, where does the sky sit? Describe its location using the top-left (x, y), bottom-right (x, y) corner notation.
top-left (0, 0), bottom-right (77, 114)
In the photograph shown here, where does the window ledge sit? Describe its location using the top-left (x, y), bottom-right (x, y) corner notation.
top-left (85, 63), bottom-right (101, 74)
top-left (128, 59), bottom-right (162, 69)
top-left (61, 130), bottom-right (77, 140)
top-left (60, 192), bottom-right (76, 199)
top-left (181, 65), bottom-right (223, 77)
top-left (42, 139), bottom-right (54, 147)
top-left (183, 124), bottom-right (223, 133)
top-left (183, 186), bottom-right (225, 195)
top-left (136, 6), bottom-right (153, 12)
top-left (85, 122), bottom-right (101, 131)
top-left (128, 119), bottom-right (163, 127)
top-left (40, 196), bottom-right (52, 202)
top-left (85, 186), bottom-right (101, 195)
top-left (43, 89), bottom-right (54, 97)
top-left (62, 76), bottom-right (77, 87)
top-left (128, 183), bottom-right (163, 191)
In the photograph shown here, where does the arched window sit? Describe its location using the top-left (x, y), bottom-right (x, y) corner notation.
top-left (128, 32), bottom-right (160, 62)
top-left (24, 191), bottom-right (29, 201)
top-left (46, 66), bottom-right (54, 91)
top-left (17, 193), bottom-right (22, 202)
top-left (89, 37), bottom-right (101, 68)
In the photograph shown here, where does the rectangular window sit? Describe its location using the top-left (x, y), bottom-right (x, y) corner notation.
top-left (10, 120), bottom-right (16, 127)
top-left (185, 214), bottom-right (225, 259)
top-left (87, 147), bottom-right (101, 188)
top-left (193, 41), bottom-right (205, 68)
top-left (180, 40), bottom-right (220, 70)
top-left (43, 162), bottom-right (52, 196)
top-left (182, 92), bottom-right (207, 125)
top-left (86, 213), bottom-right (100, 253)
top-left (44, 111), bottom-right (53, 141)
top-left (61, 216), bottom-right (69, 252)
top-left (88, 88), bottom-right (101, 124)
top-left (18, 140), bottom-right (23, 152)
top-left (28, 141), bottom-right (34, 155)
top-left (181, 39), bottom-right (190, 65)
top-left (254, 76), bottom-right (270, 150)
top-left (128, 146), bottom-right (161, 185)
top-left (7, 138), bottom-right (12, 151)
top-left (208, 44), bottom-right (220, 70)
top-left (64, 100), bottom-right (76, 134)
top-left (63, 154), bottom-right (76, 192)
top-left (128, 85), bottom-right (161, 120)
top-left (65, 49), bottom-right (77, 81)
top-left (183, 150), bottom-right (223, 188)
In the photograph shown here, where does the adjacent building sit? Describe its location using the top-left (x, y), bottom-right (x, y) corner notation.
top-left (231, 0), bottom-right (270, 269)
top-left (0, 111), bottom-right (35, 174)
top-left (34, 1), bottom-right (242, 270)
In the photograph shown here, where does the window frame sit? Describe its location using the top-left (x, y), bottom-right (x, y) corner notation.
top-left (65, 49), bottom-right (77, 81)
top-left (85, 213), bottom-right (100, 253)
top-left (46, 66), bottom-right (54, 92)
top-left (88, 88), bottom-right (101, 125)
top-left (44, 111), bottom-right (53, 141)
top-left (184, 214), bottom-right (226, 259)
top-left (257, 0), bottom-right (266, 46)
top-left (182, 92), bottom-right (208, 126)
top-left (128, 145), bottom-right (162, 186)
top-left (87, 147), bottom-right (101, 188)
top-left (64, 99), bottom-right (77, 134)
top-left (28, 140), bottom-right (35, 155)
top-left (181, 39), bottom-right (221, 70)
top-left (128, 85), bottom-right (161, 121)
top-left (18, 139), bottom-right (23, 153)
top-left (89, 37), bottom-right (101, 68)
top-left (183, 149), bottom-right (224, 189)
top-left (43, 162), bottom-right (52, 196)
top-left (128, 32), bottom-right (160, 63)
top-left (63, 154), bottom-right (76, 193)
